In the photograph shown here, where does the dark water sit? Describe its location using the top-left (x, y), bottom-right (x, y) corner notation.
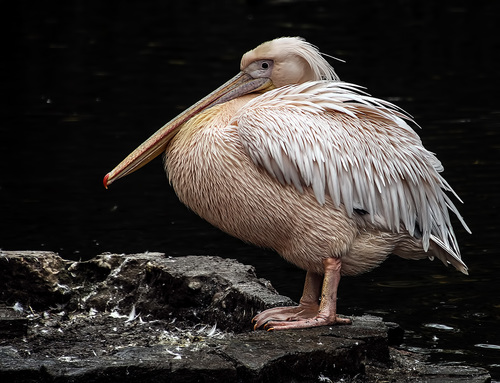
top-left (3, 0), bottom-right (500, 379)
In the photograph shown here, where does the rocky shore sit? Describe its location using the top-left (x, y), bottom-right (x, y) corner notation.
top-left (0, 251), bottom-right (491, 382)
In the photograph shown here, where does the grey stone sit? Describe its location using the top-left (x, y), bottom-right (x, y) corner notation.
top-left (0, 250), bottom-right (491, 382)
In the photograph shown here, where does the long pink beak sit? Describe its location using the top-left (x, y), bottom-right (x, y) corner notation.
top-left (103, 72), bottom-right (271, 188)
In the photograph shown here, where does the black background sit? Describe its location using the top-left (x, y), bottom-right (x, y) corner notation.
top-left (2, 0), bottom-right (500, 377)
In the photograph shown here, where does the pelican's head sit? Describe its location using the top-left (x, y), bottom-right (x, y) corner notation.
top-left (240, 37), bottom-right (339, 87)
top-left (104, 37), bottom-right (338, 188)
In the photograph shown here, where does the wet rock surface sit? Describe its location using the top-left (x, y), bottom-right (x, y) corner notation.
top-left (0, 251), bottom-right (491, 382)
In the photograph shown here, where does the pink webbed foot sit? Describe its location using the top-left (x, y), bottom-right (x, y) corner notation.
top-left (253, 257), bottom-right (352, 331)
top-left (262, 312), bottom-right (351, 331)
top-left (252, 303), bottom-right (320, 330)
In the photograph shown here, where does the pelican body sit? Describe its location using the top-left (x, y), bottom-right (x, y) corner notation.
top-left (104, 37), bottom-right (469, 330)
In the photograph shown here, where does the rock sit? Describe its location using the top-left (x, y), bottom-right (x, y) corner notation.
top-left (0, 306), bottom-right (28, 339)
top-left (0, 250), bottom-right (491, 382)
top-left (0, 250), bottom-right (73, 309)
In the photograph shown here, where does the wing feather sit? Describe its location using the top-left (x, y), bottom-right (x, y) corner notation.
top-left (234, 81), bottom-right (470, 256)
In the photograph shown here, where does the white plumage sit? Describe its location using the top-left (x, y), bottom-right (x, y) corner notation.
top-left (236, 80), bottom-right (469, 260)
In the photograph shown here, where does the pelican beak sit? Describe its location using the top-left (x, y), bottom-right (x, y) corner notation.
top-left (103, 72), bottom-right (272, 188)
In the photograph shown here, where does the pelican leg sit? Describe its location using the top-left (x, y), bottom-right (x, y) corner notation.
top-left (252, 270), bottom-right (322, 330)
top-left (261, 257), bottom-right (351, 331)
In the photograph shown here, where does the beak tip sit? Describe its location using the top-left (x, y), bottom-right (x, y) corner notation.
top-left (103, 173), bottom-right (110, 189)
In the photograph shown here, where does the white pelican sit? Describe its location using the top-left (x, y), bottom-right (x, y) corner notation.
top-left (104, 37), bottom-right (470, 330)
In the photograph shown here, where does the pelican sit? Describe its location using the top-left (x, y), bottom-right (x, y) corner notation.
top-left (104, 37), bottom-right (470, 330)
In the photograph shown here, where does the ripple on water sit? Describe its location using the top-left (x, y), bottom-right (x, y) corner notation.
top-left (424, 323), bottom-right (457, 332)
top-left (474, 343), bottom-right (500, 350)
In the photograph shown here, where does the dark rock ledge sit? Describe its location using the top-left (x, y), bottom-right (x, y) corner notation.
top-left (0, 251), bottom-right (491, 383)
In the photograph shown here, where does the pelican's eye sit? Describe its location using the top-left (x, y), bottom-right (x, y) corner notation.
top-left (258, 60), bottom-right (273, 71)
top-left (244, 59), bottom-right (273, 78)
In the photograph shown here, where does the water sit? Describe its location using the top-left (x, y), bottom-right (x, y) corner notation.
top-left (2, 1), bottom-right (500, 379)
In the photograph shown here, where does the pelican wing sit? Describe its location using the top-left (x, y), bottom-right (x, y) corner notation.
top-left (234, 81), bottom-right (469, 255)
